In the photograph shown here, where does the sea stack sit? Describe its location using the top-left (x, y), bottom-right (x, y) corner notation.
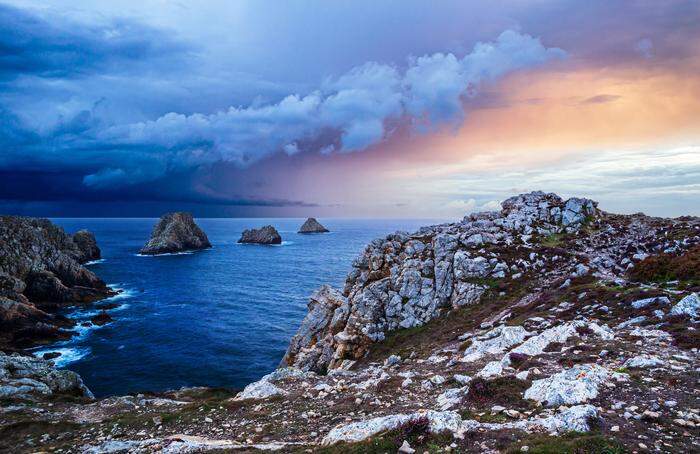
top-left (72, 230), bottom-right (101, 263)
top-left (298, 217), bottom-right (329, 234)
top-left (139, 212), bottom-right (211, 255)
top-left (238, 225), bottom-right (282, 245)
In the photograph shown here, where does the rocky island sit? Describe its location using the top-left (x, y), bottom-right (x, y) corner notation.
top-left (298, 218), bottom-right (329, 234)
top-left (2, 192), bottom-right (700, 453)
top-left (238, 225), bottom-right (282, 245)
top-left (0, 216), bottom-right (114, 350)
top-left (140, 212), bottom-right (211, 255)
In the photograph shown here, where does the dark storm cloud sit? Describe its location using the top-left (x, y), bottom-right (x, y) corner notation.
top-left (0, 8), bottom-right (567, 192)
top-left (0, 3), bottom-right (189, 79)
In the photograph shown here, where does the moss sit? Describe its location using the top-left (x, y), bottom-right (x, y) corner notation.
top-left (505, 432), bottom-right (627, 454)
top-left (540, 233), bottom-right (568, 248)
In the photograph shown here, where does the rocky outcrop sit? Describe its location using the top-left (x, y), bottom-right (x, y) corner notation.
top-left (140, 212), bottom-right (211, 255)
top-left (298, 218), bottom-right (329, 233)
top-left (0, 351), bottom-right (93, 399)
top-left (238, 225), bottom-right (282, 245)
top-left (283, 191), bottom-right (602, 373)
top-left (0, 216), bottom-right (113, 349)
top-left (72, 230), bottom-right (101, 263)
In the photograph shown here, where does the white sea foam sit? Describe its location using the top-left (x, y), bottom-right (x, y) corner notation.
top-left (135, 250), bottom-right (196, 257)
top-left (32, 347), bottom-right (90, 367)
top-left (84, 259), bottom-right (106, 265)
top-left (105, 285), bottom-right (137, 301)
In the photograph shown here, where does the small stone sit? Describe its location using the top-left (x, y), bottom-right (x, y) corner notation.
top-left (611, 425), bottom-right (620, 432)
top-left (398, 440), bottom-right (415, 454)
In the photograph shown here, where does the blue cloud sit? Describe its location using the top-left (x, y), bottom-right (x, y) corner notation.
top-left (0, 3), bottom-right (189, 79)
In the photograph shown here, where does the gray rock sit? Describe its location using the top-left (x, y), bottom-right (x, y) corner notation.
top-left (631, 296), bottom-right (671, 309)
top-left (670, 293), bottom-right (700, 318)
top-left (238, 225), bottom-right (282, 245)
top-left (72, 230), bottom-right (101, 263)
top-left (524, 364), bottom-right (624, 406)
top-left (0, 352), bottom-right (93, 399)
top-left (140, 212), bottom-right (211, 254)
top-left (298, 218), bottom-right (329, 233)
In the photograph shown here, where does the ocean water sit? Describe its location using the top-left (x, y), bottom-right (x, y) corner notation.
top-left (37, 218), bottom-right (443, 397)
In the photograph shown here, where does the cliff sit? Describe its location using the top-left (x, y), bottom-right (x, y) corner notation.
top-left (2, 192), bottom-right (699, 453)
top-left (0, 216), bottom-right (113, 349)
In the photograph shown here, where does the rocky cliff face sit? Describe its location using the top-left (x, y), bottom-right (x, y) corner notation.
top-left (299, 218), bottom-right (329, 233)
top-left (0, 216), bottom-right (113, 349)
top-left (140, 212), bottom-right (212, 255)
top-left (238, 225), bottom-right (282, 244)
top-left (283, 192), bottom-right (603, 373)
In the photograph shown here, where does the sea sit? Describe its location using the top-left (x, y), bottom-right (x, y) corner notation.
top-left (34, 218), bottom-right (445, 397)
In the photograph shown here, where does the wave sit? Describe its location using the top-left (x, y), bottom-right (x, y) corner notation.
top-left (234, 240), bottom-right (294, 247)
top-left (84, 259), bottom-right (106, 265)
top-left (134, 248), bottom-right (201, 257)
top-left (105, 285), bottom-right (138, 301)
top-left (32, 347), bottom-right (91, 368)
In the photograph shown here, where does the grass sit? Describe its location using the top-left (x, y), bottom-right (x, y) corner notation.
top-left (312, 418), bottom-right (454, 454)
top-left (505, 432), bottom-right (627, 454)
top-left (540, 233), bottom-right (568, 248)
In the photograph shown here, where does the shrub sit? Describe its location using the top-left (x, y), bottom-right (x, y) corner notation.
top-left (629, 245), bottom-right (700, 283)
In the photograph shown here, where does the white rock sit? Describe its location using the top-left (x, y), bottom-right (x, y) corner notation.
top-left (670, 293), bottom-right (700, 318)
top-left (235, 379), bottom-right (286, 401)
top-left (631, 296), bottom-right (670, 309)
top-left (624, 355), bottom-right (664, 369)
top-left (398, 440), bottom-right (415, 453)
top-left (462, 325), bottom-right (531, 362)
top-left (476, 361), bottom-right (503, 379)
top-left (524, 364), bottom-right (624, 406)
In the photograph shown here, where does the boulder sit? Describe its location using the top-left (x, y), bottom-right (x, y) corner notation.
top-left (238, 225), bottom-right (282, 245)
top-left (670, 293), bottom-right (699, 318)
top-left (72, 230), bottom-right (101, 263)
top-left (140, 212), bottom-right (211, 255)
top-left (0, 352), bottom-right (93, 400)
top-left (524, 364), bottom-right (624, 406)
top-left (298, 218), bottom-right (329, 233)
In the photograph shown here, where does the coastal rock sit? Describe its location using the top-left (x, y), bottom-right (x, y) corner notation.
top-left (0, 352), bottom-right (93, 399)
top-left (238, 225), bottom-right (282, 245)
top-left (298, 217), bottom-right (329, 233)
top-left (524, 364), bottom-right (624, 406)
top-left (284, 192), bottom-right (602, 373)
top-left (72, 230), bottom-right (101, 263)
top-left (140, 212), bottom-right (211, 255)
top-left (0, 216), bottom-right (113, 348)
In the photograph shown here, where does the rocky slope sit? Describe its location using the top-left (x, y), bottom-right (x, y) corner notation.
top-left (0, 216), bottom-right (114, 350)
top-left (299, 218), bottom-right (329, 234)
top-left (238, 225), bottom-right (283, 245)
top-left (2, 192), bottom-right (699, 453)
top-left (140, 213), bottom-right (211, 255)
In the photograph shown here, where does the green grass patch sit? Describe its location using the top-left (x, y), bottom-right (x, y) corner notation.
top-left (505, 432), bottom-right (627, 454)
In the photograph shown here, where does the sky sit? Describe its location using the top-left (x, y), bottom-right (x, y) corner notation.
top-left (1, 0), bottom-right (699, 218)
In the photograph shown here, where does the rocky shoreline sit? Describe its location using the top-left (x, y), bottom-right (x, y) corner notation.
top-left (0, 216), bottom-right (116, 351)
top-left (1, 192), bottom-right (699, 453)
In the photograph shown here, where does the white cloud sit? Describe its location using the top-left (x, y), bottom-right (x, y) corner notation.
top-left (82, 30), bottom-right (565, 186)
